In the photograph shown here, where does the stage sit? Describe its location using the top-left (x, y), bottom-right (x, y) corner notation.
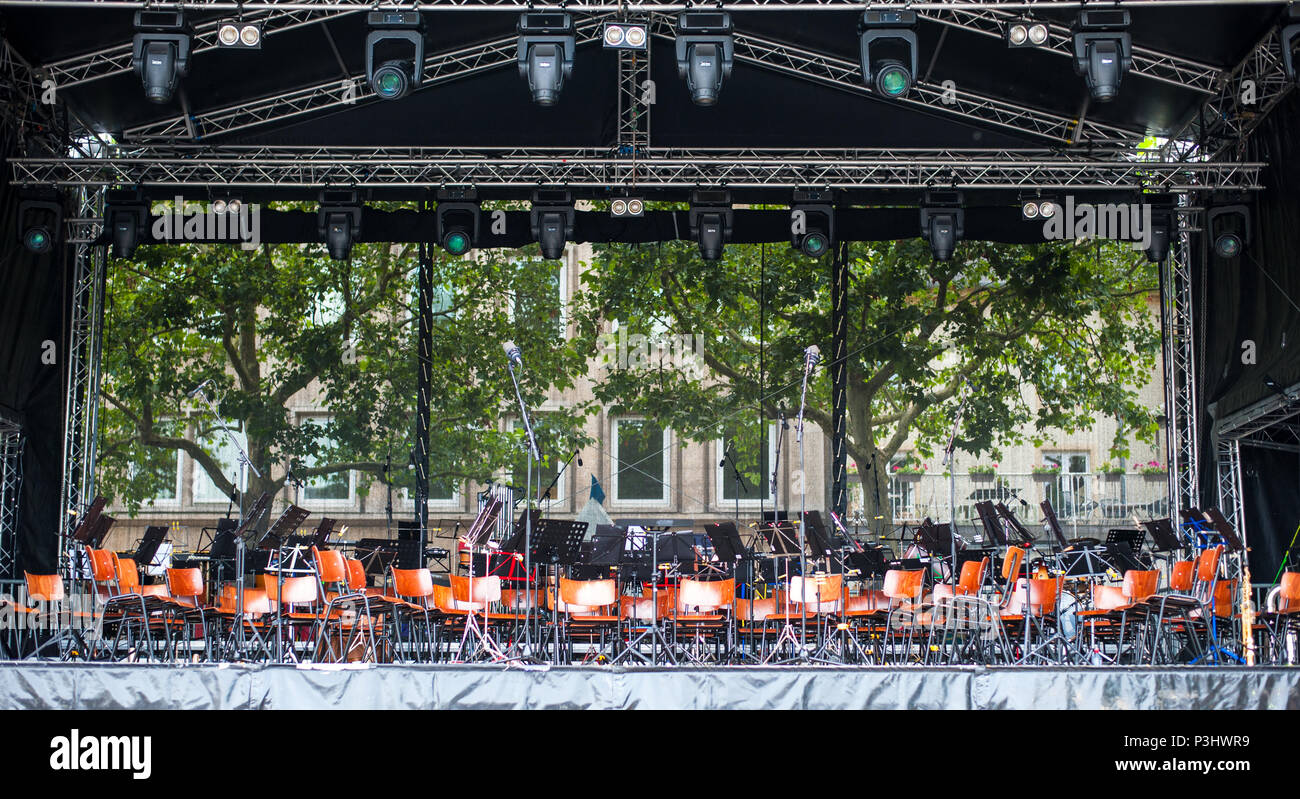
top-left (1, 662), bottom-right (1295, 710)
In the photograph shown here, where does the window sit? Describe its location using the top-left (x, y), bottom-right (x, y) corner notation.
top-left (137, 417), bottom-right (183, 506)
top-left (887, 455), bottom-right (918, 521)
top-left (401, 478), bottom-right (460, 509)
top-left (299, 416), bottom-right (354, 504)
top-left (512, 419), bottom-right (562, 503)
top-left (192, 421), bottom-right (248, 503)
top-left (1043, 451), bottom-right (1089, 518)
top-left (613, 418), bottom-right (670, 504)
top-left (717, 422), bottom-right (775, 504)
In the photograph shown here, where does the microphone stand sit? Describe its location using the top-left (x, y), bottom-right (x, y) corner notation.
top-left (506, 355), bottom-right (543, 662)
top-left (192, 385), bottom-right (261, 656)
top-left (721, 447), bottom-right (747, 526)
top-left (942, 380), bottom-right (971, 590)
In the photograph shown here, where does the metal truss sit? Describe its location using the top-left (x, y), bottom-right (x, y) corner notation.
top-left (122, 16), bottom-right (611, 141)
top-left (0, 416), bottom-right (23, 580)
top-left (1216, 380), bottom-right (1300, 454)
top-left (39, 7), bottom-right (362, 90)
top-left (9, 146), bottom-right (1266, 191)
top-left (617, 15), bottom-right (652, 155)
top-left (1162, 24), bottom-right (1296, 163)
top-left (0, 35), bottom-right (65, 153)
top-left (0, 1), bottom-right (1285, 11)
top-left (1162, 207), bottom-right (1200, 513)
top-left (922, 6), bottom-right (1220, 95)
top-left (59, 186), bottom-right (107, 578)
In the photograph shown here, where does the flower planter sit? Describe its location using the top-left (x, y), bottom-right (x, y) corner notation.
top-left (1031, 472), bottom-right (1059, 482)
top-left (894, 473), bottom-right (923, 482)
top-left (1100, 472), bottom-right (1123, 481)
top-left (1141, 471), bottom-right (1167, 480)
top-left (969, 473), bottom-right (996, 483)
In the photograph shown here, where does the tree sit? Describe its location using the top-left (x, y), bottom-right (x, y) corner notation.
top-left (575, 236), bottom-right (1161, 527)
top-left (97, 224), bottom-right (592, 519)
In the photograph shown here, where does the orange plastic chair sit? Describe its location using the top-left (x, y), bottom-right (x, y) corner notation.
top-left (934, 557), bottom-right (988, 603)
top-left (1170, 560), bottom-right (1195, 592)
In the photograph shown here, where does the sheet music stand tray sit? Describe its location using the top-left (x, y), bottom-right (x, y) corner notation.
top-left (704, 522), bottom-right (746, 563)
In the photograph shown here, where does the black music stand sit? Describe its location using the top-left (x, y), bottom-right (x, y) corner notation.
top-left (799, 512), bottom-right (835, 557)
top-left (132, 526), bottom-right (168, 570)
top-left (305, 517), bottom-right (335, 549)
top-left (257, 504), bottom-right (311, 550)
top-left (1102, 542), bottom-right (1147, 573)
top-left (761, 521), bottom-right (802, 556)
top-left (70, 496), bottom-right (107, 545)
top-left (975, 502), bottom-right (1009, 547)
top-left (704, 522), bottom-right (746, 564)
top-left (846, 548), bottom-right (889, 578)
top-left (1142, 517), bottom-right (1183, 552)
top-left (1201, 508), bottom-right (1245, 553)
top-left (1105, 528), bottom-right (1146, 555)
top-left (994, 502), bottom-right (1036, 546)
top-left (917, 518), bottom-right (957, 557)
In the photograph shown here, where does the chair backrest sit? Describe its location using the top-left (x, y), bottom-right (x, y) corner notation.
top-left (313, 546), bottom-right (348, 586)
top-left (957, 558), bottom-right (989, 595)
top-left (1170, 560), bottom-right (1195, 592)
top-left (343, 558), bottom-right (367, 592)
top-left (1122, 569), bottom-right (1160, 602)
top-left (112, 554), bottom-right (142, 592)
top-left (24, 571), bottom-right (64, 603)
top-left (269, 575), bottom-right (318, 607)
top-left (679, 578), bottom-right (736, 612)
top-left (1001, 547), bottom-right (1025, 583)
top-left (1210, 578), bottom-right (1236, 617)
top-left (734, 597), bottom-right (777, 621)
top-left (392, 567), bottom-right (434, 600)
top-left (1005, 578), bottom-right (1059, 616)
top-left (1196, 545), bottom-right (1222, 583)
top-left (1092, 583), bottom-right (1130, 611)
top-left (786, 575), bottom-right (839, 605)
top-left (450, 574), bottom-right (501, 605)
top-left (1280, 572), bottom-right (1300, 610)
top-left (431, 582), bottom-right (476, 612)
top-left (882, 569), bottom-right (924, 601)
top-left (619, 592), bottom-right (673, 621)
top-left (559, 577), bottom-right (617, 610)
top-left (501, 588), bottom-right (542, 611)
top-left (165, 567), bottom-right (205, 599)
top-left (219, 586), bottom-right (271, 615)
top-left (843, 591), bottom-right (889, 613)
top-left (84, 547), bottom-right (117, 583)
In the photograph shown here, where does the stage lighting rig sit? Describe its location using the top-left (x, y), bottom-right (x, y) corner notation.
top-left (366, 11), bottom-right (424, 101)
top-left (859, 10), bottom-right (917, 99)
top-left (531, 189), bottom-right (575, 260)
top-left (689, 190), bottom-right (733, 262)
top-left (317, 189), bottom-right (362, 261)
top-left (920, 191), bottom-right (964, 262)
top-left (217, 19), bottom-right (261, 49)
top-left (610, 197), bottom-right (645, 218)
top-left (1071, 10), bottom-right (1132, 102)
top-left (790, 190), bottom-right (835, 259)
top-left (17, 195), bottom-right (62, 254)
top-left (518, 13), bottom-right (576, 106)
top-left (1006, 19), bottom-right (1049, 48)
top-left (131, 10), bottom-right (191, 104)
top-left (106, 189), bottom-right (149, 259)
top-left (676, 12), bottom-right (734, 106)
top-left (437, 189), bottom-right (480, 257)
top-left (1207, 204), bottom-right (1251, 260)
top-left (603, 21), bottom-right (648, 50)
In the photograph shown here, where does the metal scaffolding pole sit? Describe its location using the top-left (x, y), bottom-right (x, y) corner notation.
top-left (1161, 207), bottom-right (1200, 515)
top-left (830, 242), bottom-right (849, 519)
top-left (0, 417), bottom-right (24, 580)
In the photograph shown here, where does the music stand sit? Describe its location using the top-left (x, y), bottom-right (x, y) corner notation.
top-left (1040, 500), bottom-right (1070, 551)
top-left (845, 548), bottom-right (889, 578)
top-left (761, 521), bottom-right (802, 556)
top-left (232, 492), bottom-right (272, 542)
top-left (994, 502), bottom-right (1035, 546)
top-left (257, 504), bottom-right (311, 550)
top-left (1143, 518), bottom-right (1183, 552)
top-left (1105, 528), bottom-right (1146, 554)
top-left (84, 514), bottom-right (116, 549)
top-left (306, 517), bottom-right (335, 549)
top-left (132, 526), bottom-right (168, 569)
top-left (704, 522), bottom-right (746, 564)
top-left (917, 518), bottom-right (957, 557)
top-left (975, 501), bottom-right (1008, 547)
top-left (799, 512), bottom-right (835, 557)
top-left (1201, 508), bottom-right (1245, 553)
top-left (1102, 542), bottom-right (1147, 573)
top-left (70, 496), bottom-right (107, 545)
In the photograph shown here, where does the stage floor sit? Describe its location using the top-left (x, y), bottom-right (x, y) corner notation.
top-left (1, 661), bottom-right (1296, 709)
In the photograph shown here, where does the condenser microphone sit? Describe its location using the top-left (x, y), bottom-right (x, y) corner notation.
top-left (805, 344), bottom-right (821, 368)
top-left (187, 379), bottom-right (213, 399)
top-left (502, 341), bottom-right (522, 366)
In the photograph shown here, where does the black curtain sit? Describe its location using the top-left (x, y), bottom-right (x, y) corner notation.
top-left (0, 128), bottom-right (72, 576)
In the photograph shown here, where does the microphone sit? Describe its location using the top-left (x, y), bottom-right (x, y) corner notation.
top-left (187, 379), bottom-right (213, 399)
top-left (805, 344), bottom-right (821, 368)
top-left (502, 340), bottom-right (522, 366)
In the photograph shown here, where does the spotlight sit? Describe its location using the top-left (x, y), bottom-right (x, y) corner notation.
top-left (18, 197), bottom-right (62, 254)
top-left (210, 196), bottom-right (242, 215)
top-left (920, 191), bottom-right (964, 262)
top-left (603, 21), bottom-right (648, 50)
top-left (859, 10), bottom-right (917, 99)
top-left (105, 189), bottom-right (149, 259)
top-left (1207, 204), bottom-right (1251, 260)
top-left (518, 13), bottom-right (575, 106)
top-left (131, 10), bottom-right (191, 104)
top-left (317, 189), bottom-right (362, 261)
top-left (790, 190), bottom-right (835, 259)
top-left (1072, 10), bottom-right (1132, 102)
top-left (1143, 205), bottom-right (1173, 264)
top-left (675, 12), bottom-right (734, 106)
top-left (610, 197), bottom-right (644, 217)
top-left (1007, 19), bottom-right (1049, 48)
top-left (436, 189), bottom-right (480, 257)
top-left (689, 190), bottom-right (733, 262)
top-left (217, 19), bottom-right (261, 49)
top-left (365, 11), bottom-right (424, 101)
top-left (530, 189), bottom-right (575, 260)
top-left (1021, 198), bottom-right (1060, 220)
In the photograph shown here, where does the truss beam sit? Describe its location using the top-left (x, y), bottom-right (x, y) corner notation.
top-left (9, 146), bottom-right (1266, 191)
top-left (0, 1), bottom-right (1286, 11)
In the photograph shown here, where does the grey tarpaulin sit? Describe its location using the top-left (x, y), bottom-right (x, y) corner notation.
top-left (1, 663), bottom-right (1296, 710)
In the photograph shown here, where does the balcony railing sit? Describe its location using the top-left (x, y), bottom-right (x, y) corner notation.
top-left (879, 471), bottom-right (1169, 533)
